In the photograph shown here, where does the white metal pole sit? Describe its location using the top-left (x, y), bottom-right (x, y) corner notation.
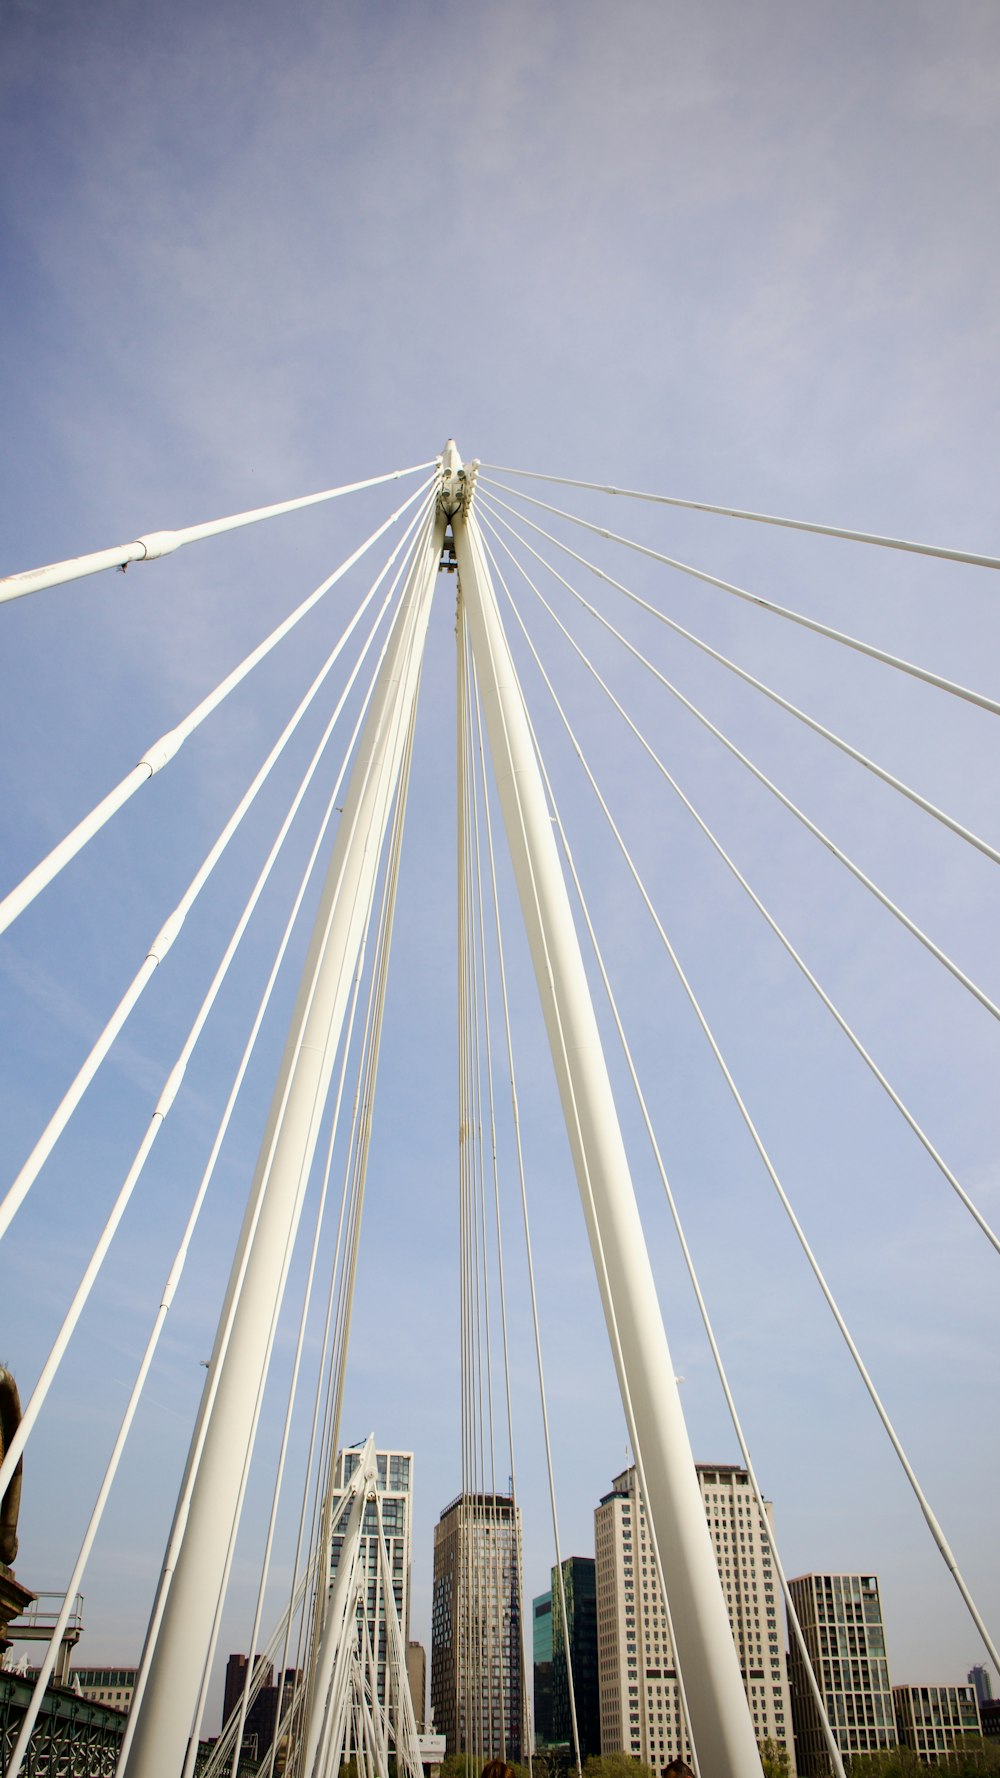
top-left (453, 477), bottom-right (761, 1778)
top-left (0, 461), bottom-right (435, 602)
top-left (301, 1438), bottom-right (377, 1778)
top-left (124, 505), bottom-right (444, 1778)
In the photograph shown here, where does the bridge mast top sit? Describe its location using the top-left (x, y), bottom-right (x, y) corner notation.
top-left (438, 439), bottom-right (478, 520)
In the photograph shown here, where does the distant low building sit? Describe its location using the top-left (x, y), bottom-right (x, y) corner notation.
top-left (72, 1666), bottom-right (137, 1712)
top-left (893, 1683), bottom-right (981, 1761)
top-left (25, 1662), bottom-right (136, 1713)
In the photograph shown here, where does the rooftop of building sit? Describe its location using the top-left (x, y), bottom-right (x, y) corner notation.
top-left (437, 1490), bottom-right (516, 1520)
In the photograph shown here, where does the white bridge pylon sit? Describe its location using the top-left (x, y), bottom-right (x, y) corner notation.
top-left (118, 443), bottom-right (759, 1778)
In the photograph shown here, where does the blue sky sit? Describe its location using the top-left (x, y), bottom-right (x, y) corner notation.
top-left (2, 0), bottom-right (999, 1736)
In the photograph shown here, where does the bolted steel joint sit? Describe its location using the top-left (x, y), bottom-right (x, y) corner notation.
top-left (437, 439), bottom-right (478, 520)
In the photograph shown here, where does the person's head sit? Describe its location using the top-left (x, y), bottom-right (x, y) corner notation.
top-left (480, 1759), bottom-right (514, 1778)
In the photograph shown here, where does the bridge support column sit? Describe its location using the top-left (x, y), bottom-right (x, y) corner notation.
top-left (454, 490), bottom-right (760, 1778)
top-left (124, 503), bottom-right (445, 1778)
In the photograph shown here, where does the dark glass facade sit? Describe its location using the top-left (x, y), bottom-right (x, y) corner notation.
top-left (551, 1556), bottom-right (600, 1762)
top-left (533, 1591), bottom-right (554, 1748)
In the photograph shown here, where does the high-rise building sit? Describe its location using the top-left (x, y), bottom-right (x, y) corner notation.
top-left (594, 1463), bottom-right (794, 1771)
top-left (533, 1591), bottom-right (554, 1749)
top-left (330, 1446), bottom-right (414, 1709)
top-left (551, 1556), bottom-right (600, 1762)
top-left (969, 1665), bottom-right (995, 1708)
top-left (787, 1573), bottom-right (896, 1775)
top-left (893, 1683), bottom-right (981, 1759)
top-left (430, 1491), bottom-right (525, 1762)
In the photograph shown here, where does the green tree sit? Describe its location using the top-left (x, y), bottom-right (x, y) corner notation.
top-left (582, 1753), bottom-right (655, 1778)
top-left (758, 1739), bottom-right (791, 1778)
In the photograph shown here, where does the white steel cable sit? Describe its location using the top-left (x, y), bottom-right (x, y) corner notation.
top-left (489, 543), bottom-right (1000, 1677)
top-left (120, 510), bottom-right (437, 1761)
top-left (184, 667), bottom-right (422, 1778)
top-left (479, 463), bottom-right (1000, 572)
top-left (0, 460), bottom-right (437, 601)
top-left (0, 505), bottom-right (429, 1500)
top-left (0, 495), bottom-right (433, 1248)
top-left (481, 481), bottom-right (1000, 718)
top-left (465, 632), bottom-right (580, 1777)
top-left (218, 542), bottom-right (429, 1778)
top-left (476, 538), bottom-right (847, 1778)
top-left (466, 658), bottom-right (530, 1769)
top-left (475, 502), bottom-right (1000, 1025)
top-left (477, 494), bottom-right (1000, 869)
top-left (480, 513), bottom-right (1000, 1257)
top-left (226, 966), bottom-right (368, 1778)
top-left (263, 972), bottom-right (365, 1778)
top-left (279, 586), bottom-right (429, 1756)
top-left (264, 953), bottom-right (369, 1778)
top-left (462, 520), bottom-right (703, 1774)
top-left (230, 774), bottom-right (407, 1773)
top-left (0, 476), bottom-right (434, 935)
top-left (199, 1572), bottom-right (312, 1778)
top-left (295, 688), bottom-right (422, 1758)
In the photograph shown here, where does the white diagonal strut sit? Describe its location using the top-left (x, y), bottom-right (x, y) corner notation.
top-left (453, 455), bottom-right (762, 1778)
top-left (123, 503), bottom-right (445, 1778)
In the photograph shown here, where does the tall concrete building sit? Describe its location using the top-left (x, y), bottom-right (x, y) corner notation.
top-left (330, 1446), bottom-right (413, 1709)
top-left (893, 1682), bottom-right (980, 1760)
top-left (552, 1556), bottom-right (601, 1762)
top-left (787, 1573), bottom-right (896, 1775)
top-left (430, 1491), bottom-right (525, 1762)
top-left (594, 1463), bottom-right (794, 1772)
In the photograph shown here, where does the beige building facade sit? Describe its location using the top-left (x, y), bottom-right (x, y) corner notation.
top-left (594, 1462), bottom-right (793, 1772)
top-left (787, 1572), bottom-right (896, 1774)
top-left (893, 1683), bottom-right (981, 1761)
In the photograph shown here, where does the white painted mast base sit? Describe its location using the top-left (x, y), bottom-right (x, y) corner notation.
top-left (453, 473), bottom-right (760, 1778)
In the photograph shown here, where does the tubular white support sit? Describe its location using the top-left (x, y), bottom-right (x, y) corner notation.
top-left (453, 489), bottom-right (760, 1778)
top-left (0, 479), bottom-right (432, 937)
top-left (299, 1439), bottom-right (378, 1778)
top-left (124, 505), bottom-right (444, 1778)
top-left (485, 485), bottom-right (1000, 717)
top-left (0, 461), bottom-right (436, 602)
top-left (480, 464), bottom-right (1000, 571)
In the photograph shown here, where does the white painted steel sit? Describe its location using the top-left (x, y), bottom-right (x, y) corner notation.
top-left (0, 480), bottom-right (432, 936)
top-left (485, 484), bottom-right (1000, 717)
top-left (300, 1438), bottom-right (377, 1778)
top-left (123, 507), bottom-right (445, 1778)
top-left (477, 500), bottom-right (1000, 1023)
top-left (479, 495), bottom-right (1000, 868)
top-left (0, 461), bottom-right (436, 601)
top-left (479, 514), bottom-right (1000, 1254)
top-left (453, 488), bottom-right (761, 1778)
top-left (481, 464), bottom-right (1000, 571)
top-left (485, 523), bottom-right (1000, 1681)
